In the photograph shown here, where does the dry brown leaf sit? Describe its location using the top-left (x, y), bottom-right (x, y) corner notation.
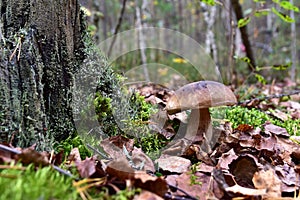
top-left (76, 157), bottom-right (96, 178)
top-left (271, 109), bottom-right (290, 121)
top-left (106, 158), bottom-right (135, 180)
top-left (176, 171), bottom-right (212, 200)
top-left (252, 169), bottom-right (281, 198)
top-left (239, 128), bottom-right (277, 151)
top-left (217, 149), bottom-right (238, 170)
top-left (291, 110), bottom-right (300, 119)
top-left (229, 155), bottom-right (259, 188)
top-left (100, 136), bottom-right (133, 160)
top-left (109, 135), bottom-right (134, 151)
top-left (225, 184), bottom-right (266, 196)
top-left (131, 147), bottom-right (155, 172)
top-left (16, 148), bottom-right (49, 166)
top-left (165, 174), bottom-right (179, 187)
top-left (106, 158), bottom-right (168, 197)
top-left (264, 123), bottom-right (290, 138)
top-left (197, 162), bottom-right (214, 174)
top-left (289, 101), bottom-right (300, 109)
top-left (276, 136), bottom-right (300, 164)
top-left (134, 174), bottom-right (168, 197)
top-left (155, 156), bottom-right (191, 173)
top-left (133, 190), bottom-right (163, 200)
top-left (275, 163), bottom-right (300, 191)
top-left (68, 148), bottom-right (82, 164)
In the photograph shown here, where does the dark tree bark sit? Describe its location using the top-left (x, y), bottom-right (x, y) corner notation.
top-left (0, 0), bottom-right (85, 150)
top-left (231, 0), bottom-right (256, 70)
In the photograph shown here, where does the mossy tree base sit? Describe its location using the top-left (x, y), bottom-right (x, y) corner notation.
top-left (0, 0), bottom-right (85, 150)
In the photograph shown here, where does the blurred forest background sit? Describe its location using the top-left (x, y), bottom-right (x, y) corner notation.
top-left (79, 0), bottom-right (299, 87)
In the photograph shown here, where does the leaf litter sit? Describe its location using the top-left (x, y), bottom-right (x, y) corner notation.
top-left (0, 80), bottom-right (300, 199)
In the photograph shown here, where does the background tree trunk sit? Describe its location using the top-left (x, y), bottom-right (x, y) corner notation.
top-left (231, 0), bottom-right (256, 70)
top-left (0, 0), bottom-right (85, 150)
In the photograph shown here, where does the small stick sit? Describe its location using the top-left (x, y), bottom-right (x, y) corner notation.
top-left (238, 90), bottom-right (300, 106)
top-left (0, 144), bottom-right (76, 179)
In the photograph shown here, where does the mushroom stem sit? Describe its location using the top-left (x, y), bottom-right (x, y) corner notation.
top-left (185, 108), bottom-right (212, 152)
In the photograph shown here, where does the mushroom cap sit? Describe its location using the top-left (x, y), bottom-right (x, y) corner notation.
top-left (166, 81), bottom-right (237, 114)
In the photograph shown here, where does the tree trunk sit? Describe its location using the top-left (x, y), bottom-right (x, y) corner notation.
top-left (231, 0), bottom-right (256, 70)
top-left (0, 0), bottom-right (85, 150)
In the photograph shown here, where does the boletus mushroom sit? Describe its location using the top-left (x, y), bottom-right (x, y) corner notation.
top-left (165, 81), bottom-right (237, 152)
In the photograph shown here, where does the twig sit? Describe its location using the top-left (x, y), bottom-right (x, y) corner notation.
top-left (86, 144), bottom-right (111, 160)
top-left (238, 90), bottom-right (300, 106)
top-left (0, 144), bottom-right (76, 179)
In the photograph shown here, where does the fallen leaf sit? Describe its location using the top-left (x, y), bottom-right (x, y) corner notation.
top-left (155, 156), bottom-right (191, 173)
top-left (165, 174), bottom-right (179, 187)
top-left (264, 123), bottom-right (290, 138)
top-left (131, 147), bottom-right (155, 172)
top-left (100, 137), bottom-right (128, 160)
top-left (108, 135), bottom-right (134, 152)
top-left (271, 109), bottom-right (290, 121)
top-left (76, 157), bottom-right (96, 178)
top-left (252, 169), bottom-right (281, 198)
top-left (197, 163), bottom-right (214, 174)
top-left (106, 158), bottom-right (168, 197)
top-left (67, 148), bottom-right (82, 164)
top-left (229, 155), bottom-right (259, 187)
top-left (225, 184), bottom-right (266, 196)
top-left (133, 190), bottom-right (163, 200)
top-left (176, 171), bottom-right (212, 200)
top-left (106, 158), bottom-right (135, 180)
top-left (16, 148), bottom-right (49, 166)
top-left (275, 163), bottom-right (300, 191)
top-left (217, 149), bottom-right (238, 170)
top-left (134, 173), bottom-right (168, 197)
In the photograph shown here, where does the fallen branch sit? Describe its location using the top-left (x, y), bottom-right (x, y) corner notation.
top-left (238, 90), bottom-right (300, 106)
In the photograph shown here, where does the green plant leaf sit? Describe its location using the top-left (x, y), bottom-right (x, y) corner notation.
top-left (255, 74), bottom-right (266, 84)
top-left (201, 0), bottom-right (216, 6)
top-left (272, 62), bottom-right (292, 70)
top-left (241, 56), bottom-right (251, 63)
top-left (280, 1), bottom-right (299, 12)
top-left (254, 9), bottom-right (270, 17)
top-left (238, 17), bottom-right (251, 28)
top-left (272, 7), bottom-right (295, 23)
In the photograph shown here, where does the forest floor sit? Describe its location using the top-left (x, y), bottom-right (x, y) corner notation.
top-left (0, 79), bottom-right (300, 200)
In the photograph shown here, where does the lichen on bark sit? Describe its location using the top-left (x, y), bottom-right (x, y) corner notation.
top-left (0, 0), bottom-right (85, 150)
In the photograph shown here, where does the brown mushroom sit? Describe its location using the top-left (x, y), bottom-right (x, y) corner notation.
top-left (165, 81), bottom-right (237, 152)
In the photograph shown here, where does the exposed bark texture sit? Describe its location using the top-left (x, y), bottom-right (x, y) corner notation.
top-left (0, 0), bottom-right (85, 150)
top-left (231, 0), bottom-right (256, 70)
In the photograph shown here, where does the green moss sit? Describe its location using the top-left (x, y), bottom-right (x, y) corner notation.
top-left (89, 187), bottom-right (141, 200)
top-left (0, 164), bottom-right (78, 200)
top-left (211, 106), bottom-right (300, 135)
top-left (81, 28), bottom-right (167, 155)
top-left (94, 92), bottom-right (113, 122)
top-left (54, 135), bottom-right (92, 159)
top-left (128, 92), bottom-right (155, 121)
top-left (137, 133), bottom-right (169, 158)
